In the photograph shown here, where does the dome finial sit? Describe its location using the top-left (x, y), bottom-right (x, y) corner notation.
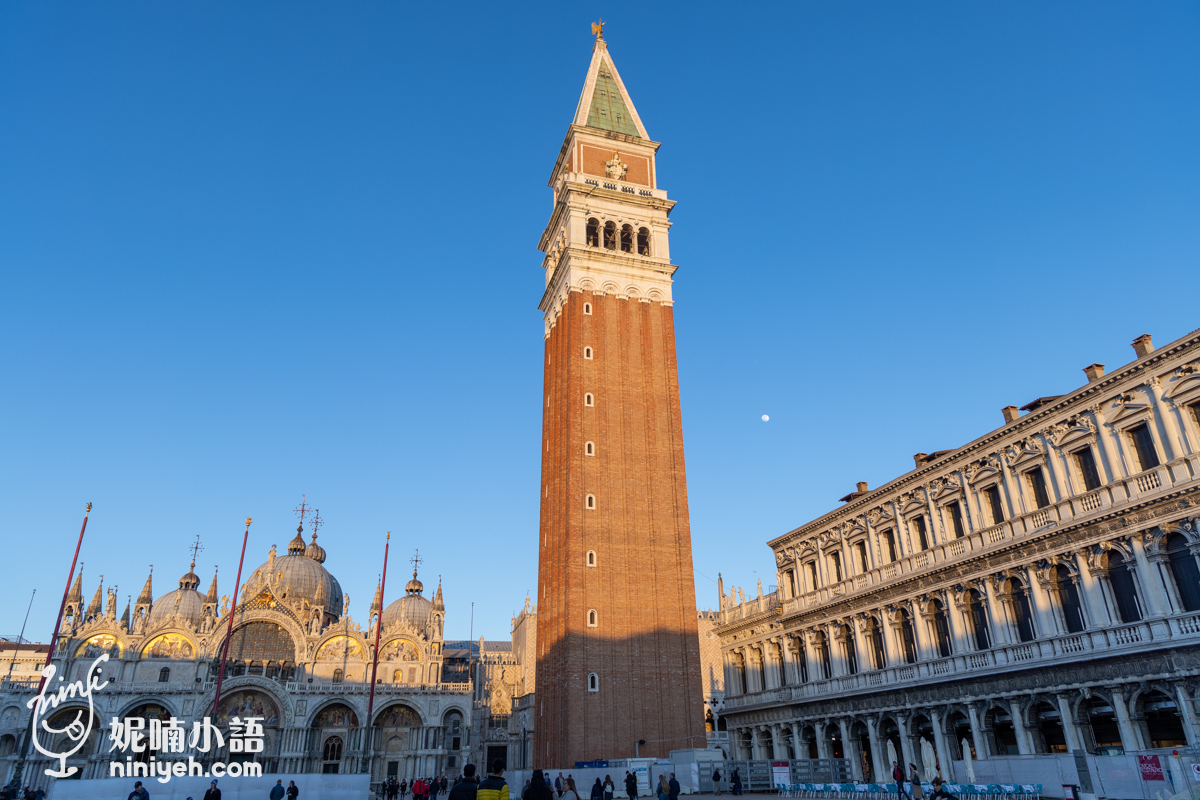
top-left (405, 550), bottom-right (424, 595)
top-left (304, 508), bottom-right (327, 562)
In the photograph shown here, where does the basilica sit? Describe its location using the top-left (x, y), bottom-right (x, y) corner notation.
top-left (0, 523), bottom-right (477, 787)
top-left (715, 329), bottom-right (1200, 783)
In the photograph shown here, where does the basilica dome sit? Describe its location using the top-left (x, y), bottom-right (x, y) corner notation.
top-left (150, 566), bottom-right (205, 625)
top-left (244, 528), bottom-right (343, 618)
top-left (382, 570), bottom-right (431, 628)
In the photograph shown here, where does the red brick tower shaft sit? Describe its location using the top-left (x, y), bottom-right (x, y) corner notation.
top-left (533, 31), bottom-right (705, 767)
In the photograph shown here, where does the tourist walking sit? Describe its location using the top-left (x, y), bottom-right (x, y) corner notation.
top-left (477, 759), bottom-right (510, 800)
top-left (432, 776), bottom-right (442, 800)
top-left (602, 775), bottom-right (615, 800)
top-left (556, 775), bottom-right (564, 798)
top-left (731, 768), bottom-right (742, 796)
top-left (892, 762), bottom-right (910, 800)
top-left (449, 764), bottom-right (480, 800)
top-left (712, 767), bottom-right (722, 796)
top-left (561, 778), bottom-right (580, 800)
top-left (204, 780), bottom-right (222, 800)
top-left (624, 772), bottom-right (637, 800)
top-left (271, 779), bottom-right (286, 800)
top-left (909, 765), bottom-right (923, 800)
top-left (524, 771), bottom-right (554, 800)
top-left (128, 781), bottom-right (150, 800)
top-left (287, 780), bottom-right (299, 800)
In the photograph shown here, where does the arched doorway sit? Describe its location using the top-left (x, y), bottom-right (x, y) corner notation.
top-left (1031, 702), bottom-right (1067, 753)
top-left (983, 706), bottom-right (1019, 755)
top-left (122, 703), bottom-right (173, 766)
top-left (213, 690), bottom-right (282, 771)
top-left (312, 702), bottom-right (359, 774)
top-left (373, 703), bottom-right (424, 782)
top-left (1081, 696), bottom-right (1123, 754)
top-left (851, 721), bottom-right (873, 781)
top-left (946, 711), bottom-right (974, 760)
top-left (800, 725), bottom-right (818, 759)
top-left (826, 722), bottom-right (844, 759)
top-left (1138, 691), bottom-right (1187, 748)
top-left (34, 706), bottom-right (101, 779)
top-left (880, 718), bottom-right (902, 769)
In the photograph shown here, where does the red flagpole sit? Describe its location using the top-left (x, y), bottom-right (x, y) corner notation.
top-left (212, 517), bottom-right (251, 716)
top-left (39, 503), bottom-right (91, 683)
top-left (12, 502), bottom-right (91, 789)
top-left (367, 532), bottom-right (390, 721)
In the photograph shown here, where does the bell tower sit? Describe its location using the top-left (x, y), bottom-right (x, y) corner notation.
top-left (534, 26), bottom-right (705, 765)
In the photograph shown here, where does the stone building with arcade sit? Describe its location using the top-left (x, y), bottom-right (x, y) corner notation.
top-left (0, 524), bottom-right (472, 788)
top-left (716, 329), bottom-right (1200, 781)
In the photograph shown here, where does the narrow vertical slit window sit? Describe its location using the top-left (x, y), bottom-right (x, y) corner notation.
top-left (584, 302), bottom-right (592, 315)
top-left (584, 347), bottom-right (593, 360)
top-left (585, 441), bottom-right (594, 456)
top-left (585, 494), bottom-right (595, 510)
top-left (584, 393), bottom-right (594, 407)
top-left (587, 609), bottom-right (598, 627)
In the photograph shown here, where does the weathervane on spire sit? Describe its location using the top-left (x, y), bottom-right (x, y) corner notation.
top-left (591, 19), bottom-right (605, 40)
top-left (410, 549), bottom-right (423, 577)
top-left (310, 508), bottom-right (323, 539)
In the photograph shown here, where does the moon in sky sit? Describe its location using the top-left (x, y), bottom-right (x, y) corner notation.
top-left (761, 414), bottom-right (770, 422)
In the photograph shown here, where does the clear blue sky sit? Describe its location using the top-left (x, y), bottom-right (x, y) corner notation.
top-left (2, 2), bottom-right (1198, 643)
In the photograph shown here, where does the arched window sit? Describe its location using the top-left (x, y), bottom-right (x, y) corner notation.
top-left (586, 550), bottom-right (597, 567)
top-left (637, 228), bottom-right (651, 256)
top-left (1103, 550), bottom-right (1143, 623)
top-left (971, 588), bottom-right (996, 648)
top-left (932, 600), bottom-right (952, 658)
top-left (585, 441), bottom-right (595, 456)
top-left (158, 667), bottom-right (170, 683)
top-left (620, 224), bottom-right (633, 253)
top-left (898, 609), bottom-right (917, 664)
top-left (584, 302), bottom-right (592, 315)
top-left (1053, 564), bottom-right (1086, 632)
top-left (587, 673), bottom-right (599, 692)
top-left (584, 346), bottom-right (593, 359)
top-left (1005, 581), bottom-right (1035, 643)
top-left (587, 609), bottom-right (598, 627)
top-left (1166, 534), bottom-right (1200, 611)
top-left (332, 668), bottom-right (343, 684)
top-left (584, 393), bottom-right (594, 407)
top-left (586, 494), bottom-right (596, 510)
top-left (586, 218), bottom-right (600, 247)
top-left (322, 735), bottom-right (344, 762)
top-left (603, 221), bottom-right (616, 250)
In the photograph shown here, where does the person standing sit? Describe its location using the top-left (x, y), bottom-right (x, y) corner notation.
top-left (892, 762), bottom-right (910, 800)
top-left (602, 775), bottom-right (615, 800)
top-left (128, 781), bottom-right (150, 800)
top-left (712, 767), bottom-right (722, 796)
top-left (556, 774), bottom-right (564, 798)
top-left (401, 780), bottom-right (409, 799)
top-left (271, 779), bottom-right (286, 800)
top-left (656, 775), bottom-right (669, 800)
top-left (477, 759), bottom-right (511, 800)
top-left (624, 772), bottom-right (637, 800)
top-left (524, 770), bottom-right (554, 800)
top-left (909, 765), bottom-right (923, 800)
top-left (287, 780), bottom-right (300, 800)
top-left (590, 779), bottom-right (604, 800)
top-left (431, 776), bottom-right (442, 800)
top-left (449, 764), bottom-right (480, 800)
top-left (731, 768), bottom-right (742, 796)
top-left (561, 778), bottom-right (579, 800)
top-left (667, 774), bottom-right (679, 800)
top-left (204, 780), bottom-right (222, 800)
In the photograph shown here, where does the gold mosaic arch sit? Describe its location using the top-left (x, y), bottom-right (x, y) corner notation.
top-left (378, 638), bottom-right (421, 662)
top-left (214, 689), bottom-right (282, 728)
top-left (141, 633), bottom-right (195, 660)
top-left (315, 635), bottom-right (364, 661)
top-left (372, 702), bottom-right (423, 728)
top-left (75, 634), bottom-right (122, 659)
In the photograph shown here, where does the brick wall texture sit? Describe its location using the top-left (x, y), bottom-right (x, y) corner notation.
top-left (535, 290), bottom-right (705, 766)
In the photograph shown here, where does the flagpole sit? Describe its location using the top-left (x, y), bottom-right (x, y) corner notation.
top-left (368, 532), bottom-right (390, 721)
top-left (10, 502), bottom-right (91, 790)
top-left (212, 518), bottom-right (251, 717)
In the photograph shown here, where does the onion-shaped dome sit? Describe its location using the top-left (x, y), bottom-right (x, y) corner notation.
top-left (244, 525), bottom-right (343, 618)
top-left (149, 563), bottom-right (205, 625)
top-left (383, 569), bottom-right (431, 628)
top-left (304, 532), bottom-right (326, 564)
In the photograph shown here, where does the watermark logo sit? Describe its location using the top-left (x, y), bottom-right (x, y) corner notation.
top-left (26, 653), bottom-right (264, 782)
top-left (26, 654), bottom-right (110, 778)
